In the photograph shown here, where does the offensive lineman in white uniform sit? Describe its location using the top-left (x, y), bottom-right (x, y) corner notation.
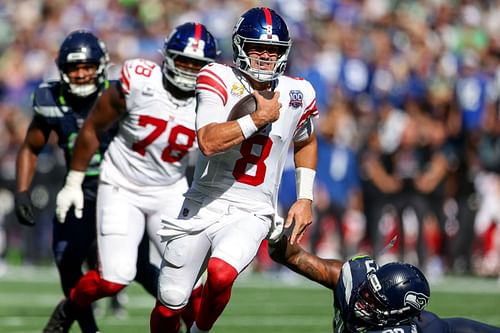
top-left (151, 7), bottom-right (319, 333)
top-left (43, 23), bottom-right (219, 333)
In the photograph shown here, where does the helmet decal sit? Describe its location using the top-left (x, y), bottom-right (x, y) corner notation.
top-left (404, 291), bottom-right (429, 311)
top-left (162, 22), bottom-right (219, 91)
top-left (263, 7), bottom-right (273, 39)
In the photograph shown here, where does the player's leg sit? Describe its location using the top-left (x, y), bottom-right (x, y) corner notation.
top-left (46, 183), bottom-right (147, 327)
top-left (443, 318), bottom-right (500, 333)
top-left (147, 206), bottom-right (204, 331)
top-left (90, 183), bottom-right (147, 297)
top-left (138, 179), bottom-right (190, 298)
top-left (151, 232), bottom-right (211, 333)
top-left (192, 211), bottom-right (271, 332)
top-left (51, 199), bottom-right (99, 333)
top-left (134, 229), bottom-right (159, 296)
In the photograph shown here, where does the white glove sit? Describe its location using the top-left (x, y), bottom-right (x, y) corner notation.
top-left (56, 170), bottom-right (85, 223)
top-left (267, 214), bottom-right (284, 244)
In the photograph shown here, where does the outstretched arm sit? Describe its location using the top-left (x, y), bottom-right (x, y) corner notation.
top-left (269, 235), bottom-right (343, 290)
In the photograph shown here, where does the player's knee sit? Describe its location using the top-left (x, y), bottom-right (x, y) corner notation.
top-left (113, 262), bottom-right (136, 284)
top-left (158, 285), bottom-right (190, 310)
top-left (155, 300), bottom-right (184, 317)
top-left (101, 279), bottom-right (127, 295)
top-left (206, 258), bottom-right (238, 292)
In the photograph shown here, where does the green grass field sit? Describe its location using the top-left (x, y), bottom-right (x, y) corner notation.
top-left (1, 266), bottom-right (499, 333)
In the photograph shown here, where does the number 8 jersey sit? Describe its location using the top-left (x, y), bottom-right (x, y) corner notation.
top-left (101, 58), bottom-right (198, 187)
top-left (189, 63), bottom-right (318, 215)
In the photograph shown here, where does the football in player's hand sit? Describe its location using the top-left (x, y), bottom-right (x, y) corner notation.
top-left (227, 90), bottom-right (275, 121)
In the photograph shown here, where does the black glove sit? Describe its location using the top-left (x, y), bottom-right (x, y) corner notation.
top-left (15, 191), bottom-right (35, 226)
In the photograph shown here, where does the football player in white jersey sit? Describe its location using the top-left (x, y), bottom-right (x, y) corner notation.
top-left (151, 7), bottom-right (319, 333)
top-left (42, 23), bottom-right (219, 333)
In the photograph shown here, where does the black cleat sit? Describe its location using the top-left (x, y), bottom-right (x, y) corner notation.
top-left (42, 299), bottom-right (75, 333)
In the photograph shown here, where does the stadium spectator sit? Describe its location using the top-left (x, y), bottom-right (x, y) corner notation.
top-left (42, 23), bottom-right (219, 333)
top-left (310, 102), bottom-right (364, 260)
top-left (2, 0), bottom-right (500, 278)
top-left (150, 7), bottom-right (318, 333)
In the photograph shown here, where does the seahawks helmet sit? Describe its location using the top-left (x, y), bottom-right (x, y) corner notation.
top-left (162, 22), bottom-right (219, 91)
top-left (56, 30), bottom-right (109, 97)
top-left (352, 262), bottom-right (430, 328)
top-left (232, 7), bottom-right (291, 82)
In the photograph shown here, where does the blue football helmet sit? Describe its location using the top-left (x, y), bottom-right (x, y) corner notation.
top-left (232, 7), bottom-right (292, 82)
top-left (162, 22), bottom-right (219, 91)
top-left (56, 30), bottom-right (109, 97)
top-left (352, 262), bottom-right (430, 328)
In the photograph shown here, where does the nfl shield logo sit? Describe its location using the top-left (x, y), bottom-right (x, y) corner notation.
top-left (289, 90), bottom-right (303, 108)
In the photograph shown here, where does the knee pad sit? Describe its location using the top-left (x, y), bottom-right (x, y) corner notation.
top-left (158, 285), bottom-right (190, 310)
top-left (112, 261), bottom-right (136, 284)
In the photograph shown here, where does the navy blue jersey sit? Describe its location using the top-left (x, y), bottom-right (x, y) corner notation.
top-left (31, 80), bottom-right (117, 200)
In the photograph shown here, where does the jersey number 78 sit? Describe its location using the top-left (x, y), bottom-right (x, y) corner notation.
top-left (132, 115), bottom-right (195, 162)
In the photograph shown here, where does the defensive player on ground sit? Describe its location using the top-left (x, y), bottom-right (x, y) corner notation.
top-left (151, 7), bottom-right (319, 333)
top-left (270, 235), bottom-right (500, 333)
top-left (42, 23), bottom-right (219, 333)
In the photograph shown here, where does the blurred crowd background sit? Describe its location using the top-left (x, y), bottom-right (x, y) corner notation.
top-left (1, 0), bottom-right (500, 282)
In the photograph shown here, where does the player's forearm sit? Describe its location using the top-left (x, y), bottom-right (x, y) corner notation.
top-left (16, 145), bottom-right (38, 192)
top-left (197, 122), bottom-right (245, 156)
top-left (289, 253), bottom-right (341, 290)
top-left (70, 125), bottom-right (100, 172)
top-left (294, 134), bottom-right (317, 170)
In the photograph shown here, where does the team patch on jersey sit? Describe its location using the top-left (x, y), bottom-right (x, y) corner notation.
top-left (289, 90), bottom-right (303, 108)
top-left (404, 291), bottom-right (429, 310)
top-left (230, 82), bottom-right (245, 97)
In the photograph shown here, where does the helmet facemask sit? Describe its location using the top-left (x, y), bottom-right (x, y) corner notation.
top-left (353, 266), bottom-right (430, 328)
top-left (161, 22), bottom-right (219, 92)
top-left (60, 62), bottom-right (106, 97)
top-left (57, 31), bottom-right (109, 98)
top-left (162, 50), bottom-right (213, 92)
top-left (233, 36), bottom-right (291, 82)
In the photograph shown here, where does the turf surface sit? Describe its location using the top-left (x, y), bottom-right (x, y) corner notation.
top-left (0, 266), bottom-right (499, 333)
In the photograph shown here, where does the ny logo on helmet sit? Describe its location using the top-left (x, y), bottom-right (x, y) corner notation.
top-left (404, 291), bottom-right (429, 310)
top-left (185, 37), bottom-right (206, 57)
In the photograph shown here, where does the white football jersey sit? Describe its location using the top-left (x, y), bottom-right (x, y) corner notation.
top-left (188, 63), bottom-right (318, 215)
top-left (101, 58), bottom-right (198, 187)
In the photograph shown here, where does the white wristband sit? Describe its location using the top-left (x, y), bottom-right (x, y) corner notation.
top-left (296, 167), bottom-right (315, 200)
top-left (237, 114), bottom-right (258, 139)
top-left (65, 170), bottom-right (86, 187)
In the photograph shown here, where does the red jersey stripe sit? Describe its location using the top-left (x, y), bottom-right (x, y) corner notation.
top-left (197, 86), bottom-right (227, 105)
top-left (120, 65), bottom-right (131, 94)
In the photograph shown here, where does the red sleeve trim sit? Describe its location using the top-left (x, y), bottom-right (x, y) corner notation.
top-left (120, 64), bottom-right (131, 94)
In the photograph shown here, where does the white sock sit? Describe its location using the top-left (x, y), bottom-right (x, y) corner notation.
top-left (190, 322), bottom-right (209, 333)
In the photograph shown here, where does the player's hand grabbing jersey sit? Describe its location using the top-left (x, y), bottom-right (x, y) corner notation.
top-left (190, 63), bottom-right (318, 215)
top-left (102, 58), bottom-right (198, 187)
